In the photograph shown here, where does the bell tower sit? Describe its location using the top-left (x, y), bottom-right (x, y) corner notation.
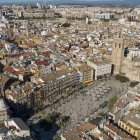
top-left (111, 37), bottom-right (125, 74)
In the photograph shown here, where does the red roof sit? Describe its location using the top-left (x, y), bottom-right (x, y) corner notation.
top-left (4, 65), bottom-right (30, 76)
top-left (36, 59), bottom-right (49, 66)
top-left (4, 66), bottom-right (15, 73)
top-left (12, 70), bottom-right (25, 76)
top-left (105, 123), bottom-right (118, 133)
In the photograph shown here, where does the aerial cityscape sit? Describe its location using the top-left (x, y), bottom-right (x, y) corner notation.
top-left (0, 0), bottom-right (140, 140)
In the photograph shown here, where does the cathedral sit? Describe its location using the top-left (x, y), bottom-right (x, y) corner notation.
top-left (112, 37), bottom-right (140, 82)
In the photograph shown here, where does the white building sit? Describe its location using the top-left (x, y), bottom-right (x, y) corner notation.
top-left (94, 13), bottom-right (114, 20)
top-left (87, 58), bottom-right (112, 80)
top-left (4, 118), bottom-right (30, 138)
top-left (128, 48), bottom-right (140, 58)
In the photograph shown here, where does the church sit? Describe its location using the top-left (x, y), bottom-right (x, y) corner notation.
top-left (112, 37), bottom-right (140, 82)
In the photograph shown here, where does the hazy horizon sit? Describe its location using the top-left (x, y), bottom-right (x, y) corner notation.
top-left (0, 0), bottom-right (140, 6)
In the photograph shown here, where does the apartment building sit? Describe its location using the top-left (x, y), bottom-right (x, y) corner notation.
top-left (4, 68), bottom-right (81, 115)
top-left (104, 123), bottom-right (132, 140)
top-left (108, 95), bottom-right (131, 123)
top-left (76, 64), bottom-right (94, 84)
top-left (118, 110), bottom-right (140, 139)
top-left (38, 69), bottom-right (80, 109)
top-left (2, 118), bottom-right (31, 139)
top-left (87, 58), bottom-right (112, 80)
top-left (61, 122), bottom-right (98, 140)
top-left (94, 13), bottom-right (115, 20)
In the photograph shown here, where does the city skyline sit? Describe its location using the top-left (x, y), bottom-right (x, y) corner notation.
top-left (0, 1), bottom-right (139, 140)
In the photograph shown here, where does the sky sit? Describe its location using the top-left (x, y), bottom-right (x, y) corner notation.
top-left (1, 0), bottom-right (140, 5)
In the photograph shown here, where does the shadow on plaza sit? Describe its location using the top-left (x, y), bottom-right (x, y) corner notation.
top-left (34, 119), bottom-right (59, 140)
top-left (30, 112), bottom-right (68, 140)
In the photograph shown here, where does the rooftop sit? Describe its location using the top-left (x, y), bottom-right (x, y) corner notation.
top-left (123, 110), bottom-right (140, 128)
top-left (63, 122), bottom-right (97, 140)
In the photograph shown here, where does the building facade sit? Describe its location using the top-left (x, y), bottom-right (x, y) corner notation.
top-left (4, 69), bottom-right (81, 115)
top-left (111, 38), bottom-right (125, 74)
top-left (77, 64), bottom-right (94, 84)
top-left (111, 37), bottom-right (140, 82)
top-left (87, 59), bottom-right (112, 80)
top-left (118, 110), bottom-right (140, 139)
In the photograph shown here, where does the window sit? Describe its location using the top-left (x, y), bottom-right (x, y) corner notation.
top-left (134, 131), bottom-right (135, 135)
top-left (119, 44), bottom-right (121, 48)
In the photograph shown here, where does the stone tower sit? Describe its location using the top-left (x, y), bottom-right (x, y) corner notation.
top-left (111, 37), bottom-right (125, 74)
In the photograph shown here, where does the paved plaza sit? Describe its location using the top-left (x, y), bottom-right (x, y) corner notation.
top-left (57, 78), bottom-right (126, 130)
top-left (29, 78), bottom-right (129, 140)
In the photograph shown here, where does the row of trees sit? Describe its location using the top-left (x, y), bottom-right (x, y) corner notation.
top-left (39, 112), bottom-right (70, 131)
top-left (108, 96), bottom-right (118, 110)
top-left (115, 74), bottom-right (139, 87)
top-left (115, 75), bottom-right (129, 83)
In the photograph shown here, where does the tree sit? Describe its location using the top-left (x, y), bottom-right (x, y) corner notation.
top-left (61, 115), bottom-right (70, 124)
top-left (130, 81), bottom-right (139, 87)
top-left (56, 115), bottom-right (70, 129)
top-left (98, 112), bottom-right (105, 117)
top-left (45, 112), bottom-right (60, 123)
top-left (108, 96), bottom-right (118, 110)
top-left (115, 75), bottom-right (129, 83)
